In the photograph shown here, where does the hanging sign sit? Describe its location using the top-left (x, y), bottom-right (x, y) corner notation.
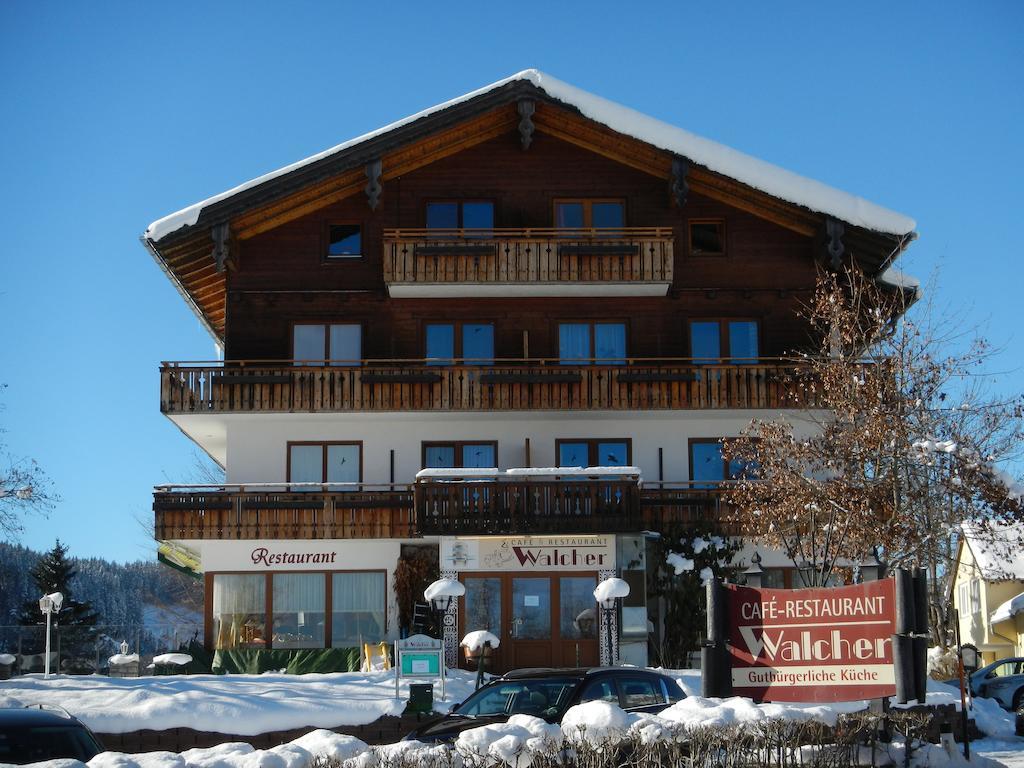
top-left (726, 580), bottom-right (897, 702)
top-left (441, 535), bottom-right (615, 571)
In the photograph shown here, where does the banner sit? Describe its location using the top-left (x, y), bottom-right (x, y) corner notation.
top-left (726, 580), bottom-right (896, 702)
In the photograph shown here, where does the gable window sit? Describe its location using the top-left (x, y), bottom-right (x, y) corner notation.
top-left (559, 322), bottom-right (626, 364)
top-left (689, 320), bottom-right (759, 364)
top-left (326, 224), bottom-right (362, 258)
top-left (555, 199), bottom-right (625, 231)
top-left (688, 219), bottom-right (725, 256)
top-left (293, 323), bottom-right (362, 366)
top-left (689, 439), bottom-right (758, 488)
top-left (426, 201), bottom-right (494, 234)
top-left (557, 439), bottom-right (631, 468)
top-left (288, 441), bottom-right (361, 491)
top-left (423, 441), bottom-right (498, 469)
top-left (425, 322), bottom-right (494, 365)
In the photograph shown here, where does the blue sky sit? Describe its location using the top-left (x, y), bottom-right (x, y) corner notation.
top-left (1, 1), bottom-right (1021, 563)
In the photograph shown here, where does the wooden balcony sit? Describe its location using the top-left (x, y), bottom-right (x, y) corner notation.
top-left (161, 358), bottom-right (816, 415)
top-left (383, 227), bottom-right (673, 296)
top-left (153, 483), bottom-right (724, 540)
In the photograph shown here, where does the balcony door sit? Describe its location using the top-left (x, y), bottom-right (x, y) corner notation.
top-left (459, 572), bottom-right (599, 673)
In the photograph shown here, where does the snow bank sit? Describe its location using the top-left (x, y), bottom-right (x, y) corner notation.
top-left (108, 654), bottom-right (140, 665)
top-left (659, 694), bottom-right (845, 728)
top-left (456, 715), bottom-right (561, 768)
top-left (145, 71), bottom-right (915, 243)
top-left (153, 653), bottom-right (194, 666)
top-left (561, 701), bottom-right (635, 744)
top-left (288, 730), bottom-right (367, 762)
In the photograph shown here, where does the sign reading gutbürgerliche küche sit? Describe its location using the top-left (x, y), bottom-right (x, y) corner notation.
top-left (726, 580), bottom-right (896, 702)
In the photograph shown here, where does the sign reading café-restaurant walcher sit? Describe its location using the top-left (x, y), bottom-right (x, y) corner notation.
top-left (727, 580), bottom-right (897, 702)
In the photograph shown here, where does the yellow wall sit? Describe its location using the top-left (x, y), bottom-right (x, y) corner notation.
top-left (951, 539), bottom-right (1024, 664)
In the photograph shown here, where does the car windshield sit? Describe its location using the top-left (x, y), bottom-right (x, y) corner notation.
top-left (0, 724), bottom-right (103, 764)
top-left (455, 678), bottom-right (577, 718)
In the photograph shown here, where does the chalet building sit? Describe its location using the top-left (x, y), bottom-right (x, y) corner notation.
top-left (144, 70), bottom-right (917, 672)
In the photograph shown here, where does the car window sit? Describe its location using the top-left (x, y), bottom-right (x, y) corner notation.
top-left (991, 661), bottom-right (1023, 678)
top-left (617, 677), bottom-right (664, 708)
top-left (0, 725), bottom-right (103, 763)
top-left (580, 679), bottom-right (618, 703)
top-left (457, 679), bottom-right (576, 717)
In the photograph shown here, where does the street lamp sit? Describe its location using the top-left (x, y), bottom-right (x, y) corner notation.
top-left (424, 578), bottom-right (465, 637)
top-left (38, 592), bottom-right (63, 680)
top-left (593, 578), bottom-right (630, 667)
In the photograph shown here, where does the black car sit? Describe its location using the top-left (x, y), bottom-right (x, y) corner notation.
top-left (405, 667), bottom-right (685, 743)
top-left (0, 706), bottom-right (105, 764)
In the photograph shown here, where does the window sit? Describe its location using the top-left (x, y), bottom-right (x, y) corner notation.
top-left (423, 441), bottom-right (498, 469)
top-left (426, 201), bottom-right (494, 234)
top-left (969, 578), bottom-right (981, 615)
top-left (689, 320), bottom-right (759, 363)
top-left (688, 219), bottom-right (725, 256)
top-left (558, 322), bottom-right (626, 364)
top-left (557, 439), bottom-right (631, 468)
top-left (292, 323), bottom-right (362, 366)
top-left (332, 572), bottom-right (386, 646)
top-left (580, 679), bottom-right (618, 703)
top-left (212, 574), bottom-right (266, 650)
top-left (326, 224), bottom-right (362, 258)
top-left (554, 199), bottom-right (625, 230)
top-left (272, 573), bottom-right (325, 649)
top-left (425, 322), bottom-right (494, 364)
top-left (618, 677), bottom-right (664, 708)
top-left (689, 439), bottom-right (757, 488)
top-left (288, 442), bottom-right (361, 491)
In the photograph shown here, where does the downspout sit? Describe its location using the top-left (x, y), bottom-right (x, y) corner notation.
top-left (140, 234), bottom-right (222, 347)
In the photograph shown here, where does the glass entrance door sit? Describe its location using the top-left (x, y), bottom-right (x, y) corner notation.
top-left (463, 576), bottom-right (503, 671)
top-left (510, 577), bottom-right (553, 668)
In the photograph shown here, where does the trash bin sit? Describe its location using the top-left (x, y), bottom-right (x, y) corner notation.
top-left (408, 683), bottom-right (434, 713)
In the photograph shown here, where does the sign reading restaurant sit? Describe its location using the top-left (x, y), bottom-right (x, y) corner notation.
top-left (441, 535), bottom-right (616, 572)
top-left (726, 580), bottom-right (896, 702)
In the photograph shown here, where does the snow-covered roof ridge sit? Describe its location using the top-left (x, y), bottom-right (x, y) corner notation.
top-left (144, 68), bottom-right (916, 243)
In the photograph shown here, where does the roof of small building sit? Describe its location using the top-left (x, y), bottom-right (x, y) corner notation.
top-left (145, 69), bottom-right (916, 244)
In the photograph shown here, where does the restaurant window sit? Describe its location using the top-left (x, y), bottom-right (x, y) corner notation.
top-left (689, 320), bottom-right (759, 363)
top-left (557, 439), bottom-right (630, 468)
top-left (688, 219), bottom-right (725, 256)
top-left (425, 322), bottom-right (494, 364)
top-left (689, 439), bottom-right (758, 488)
top-left (554, 199), bottom-right (625, 230)
top-left (293, 323), bottom-right (362, 366)
top-left (288, 442), bottom-right (361, 491)
top-left (212, 574), bottom-right (266, 650)
top-left (426, 201), bottom-right (494, 233)
top-left (272, 573), bottom-right (325, 649)
top-left (559, 322), bottom-right (626, 364)
top-left (332, 572), bottom-right (386, 646)
top-left (326, 224), bottom-right (362, 258)
top-left (423, 441), bottom-right (498, 469)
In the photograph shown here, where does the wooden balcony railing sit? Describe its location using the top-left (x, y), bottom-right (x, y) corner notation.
top-left (154, 482), bottom-right (726, 540)
top-left (383, 228), bottom-right (673, 287)
top-left (161, 358), bottom-right (816, 415)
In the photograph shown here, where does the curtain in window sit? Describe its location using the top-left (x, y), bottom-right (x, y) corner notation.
top-left (691, 442), bottom-right (725, 487)
top-left (559, 442), bottom-right (588, 467)
top-left (690, 322), bottom-right (721, 363)
top-left (329, 324), bottom-right (362, 367)
top-left (293, 325), bottom-right (325, 365)
top-left (212, 574), bottom-right (266, 650)
top-left (327, 444), bottom-right (360, 489)
top-left (272, 574), bottom-right (326, 649)
top-left (426, 324), bottom-right (455, 364)
top-left (594, 324), bottom-right (626, 363)
top-left (289, 445), bottom-right (323, 491)
top-left (728, 321), bottom-right (759, 363)
top-left (555, 203), bottom-right (584, 229)
top-left (462, 444), bottom-right (495, 468)
top-left (559, 324), bottom-right (591, 364)
top-left (462, 324), bottom-right (494, 364)
top-left (332, 572), bottom-right (386, 646)
top-left (425, 446), bottom-right (456, 468)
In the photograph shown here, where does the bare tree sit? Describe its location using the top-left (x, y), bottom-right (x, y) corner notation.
top-left (722, 267), bottom-right (1023, 643)
top-left (0, 386), bottom-right (57, 540)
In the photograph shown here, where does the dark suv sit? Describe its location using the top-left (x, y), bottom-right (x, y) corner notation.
top-left (405, 667), bottom-right (684, 743)
top-left (0, 706), bottom-right (105, 764)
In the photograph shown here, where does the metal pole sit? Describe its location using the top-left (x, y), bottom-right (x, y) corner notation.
top-left (43, 611), bottom-right (51, 680)
top-left (954, 610), bottom-right (970, 760)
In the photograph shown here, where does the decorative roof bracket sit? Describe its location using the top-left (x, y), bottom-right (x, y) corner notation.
top-left (670, 157), bottom-right (689, 208)
top-left (211, 222), bottom-right (231, 272)
top-left (364, 158), bottom-right (382, 210)
top-left (517, 99), bottom-right (535, 150)
top-left (825, 217), bottom-right (845, 270)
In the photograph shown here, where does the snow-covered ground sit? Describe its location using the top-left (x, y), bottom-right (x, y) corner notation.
top-left (0, 668), bottom-right (1020, 767)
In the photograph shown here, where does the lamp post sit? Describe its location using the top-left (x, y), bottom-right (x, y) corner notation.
top-left (38, 592), bottom-right (63, 680)
top-left (593, 578), bottom-right (629, 667)
top-left (424, 578), bottom-right (465, 652)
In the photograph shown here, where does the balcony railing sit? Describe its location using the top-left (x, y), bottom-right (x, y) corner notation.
top-left (160, 358), bottom-right (816, 415)
top-left (153, 482), bottom-right (726, 540)
top-left (383, 228), bottom-right (673, 291)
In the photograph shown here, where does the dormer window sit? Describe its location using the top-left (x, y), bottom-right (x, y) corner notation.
top-left (688, 219), bottom-right (725, 256)
top-left (326, 224), bottom-right (362, 258)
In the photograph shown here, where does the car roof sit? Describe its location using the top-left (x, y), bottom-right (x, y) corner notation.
top-left (0, 707), bottom-right (83, 728)
top-left (499, 667), bottom-right (667, 680)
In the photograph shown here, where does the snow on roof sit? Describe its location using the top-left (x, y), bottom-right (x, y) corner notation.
top-left (990, 591), bottom-right (1024, 624)
top-left (878, 266), bottom-right (922, 295)
top-left (145, 69), bottom-right (916, 243)
top-left (962, 521), bottom-right (1024, 581)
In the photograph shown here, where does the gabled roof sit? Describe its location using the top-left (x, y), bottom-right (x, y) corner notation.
top-left (145, 69), bottom-right (915, 243)
top-left (961, 521), bottom-right (1024, 581)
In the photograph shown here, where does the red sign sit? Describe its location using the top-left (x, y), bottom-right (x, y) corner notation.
top-left (726, 580), bottom-right (896, 702)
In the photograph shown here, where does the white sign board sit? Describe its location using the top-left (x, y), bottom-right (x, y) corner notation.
top-left (441, 535), bottom-right (616, 572)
